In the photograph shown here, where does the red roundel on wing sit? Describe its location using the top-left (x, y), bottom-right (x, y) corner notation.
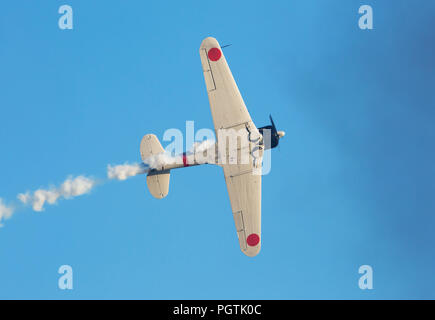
top-left (246, 233), bottom-right (260, 247)
top-left (208, 48), bottom-right (222, 61)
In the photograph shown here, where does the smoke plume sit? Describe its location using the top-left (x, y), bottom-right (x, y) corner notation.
top-left (142, 153), bottom-right (182, 170)
top-left (18, 175), bottom-right (96, 212)
top-left (107, 163), bottom-right (148, 181)
top-left (1, 139), bottom-right (217, 227)
top-left (0, 199), bottom-right (14, 227)
top-left (192, 139), bottom-right (215, 154)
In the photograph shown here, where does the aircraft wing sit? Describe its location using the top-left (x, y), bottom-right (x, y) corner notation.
top-left (199, 37), bottom-right (254, 132)
top-left (199, 37), bottom-right (262, 257)
top-left (221, 163), bottom-right (262, 257)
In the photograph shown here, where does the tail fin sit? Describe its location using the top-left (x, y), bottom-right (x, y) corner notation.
top-left (140, 134), bottom-right (170, 199)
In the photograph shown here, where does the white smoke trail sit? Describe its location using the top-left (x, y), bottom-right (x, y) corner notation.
top-left (107, 155), bottom-right (177, 181)
top-left (141, 140), bottom-right (216, 169)
top-left (107, 140), bottom-right (215, 181)
top-left (142, 153), bottom-right (182, 170)
top-left (192, 139), bottom-right (215, 154)
top-left (0, 198), bottom-right (14, 227)
top-left (1, 139), bottom-right (217, 227)
top-left (107, 163), bottom-right (148, 181)
top-left (191, 139), bottom-right (216, 164)
top-left (18, 175), bottom-right (96, 212)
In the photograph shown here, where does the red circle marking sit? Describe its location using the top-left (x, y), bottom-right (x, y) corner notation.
top-left (246, 233), bottom-right (260, 247)
top-left (208, 48), bottom-right (222, 61)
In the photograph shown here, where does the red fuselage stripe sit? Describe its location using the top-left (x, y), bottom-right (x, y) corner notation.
top-left (182, 153), bottom-right (189, 167)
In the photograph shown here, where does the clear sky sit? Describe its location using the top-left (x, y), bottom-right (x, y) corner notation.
top-left (0, 0), bottom-right (434, 299)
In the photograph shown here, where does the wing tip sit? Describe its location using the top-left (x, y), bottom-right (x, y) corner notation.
top-left (243, 245), bottom-right (261, 257)
top-left (201, 36), bottom-right (220, 49)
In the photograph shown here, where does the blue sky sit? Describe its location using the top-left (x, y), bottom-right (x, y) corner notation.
top-left (0, 0), bottom-right (434, 299)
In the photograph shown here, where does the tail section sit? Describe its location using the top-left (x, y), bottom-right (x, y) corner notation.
top-left (140, 134), bottom-right (170, 199)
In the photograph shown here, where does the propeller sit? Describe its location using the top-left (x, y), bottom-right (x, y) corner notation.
top-left (270, 115), bottom-right (285, 138)
top-left (269, 115), bottom-right (277, 136)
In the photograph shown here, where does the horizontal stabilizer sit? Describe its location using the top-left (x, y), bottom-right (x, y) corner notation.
top-left (147, 169), bottom-right (170, 199)
top-left (140, 134), bottom-right (170, 199)
top-left (140, 134), bottom-right (164, 161)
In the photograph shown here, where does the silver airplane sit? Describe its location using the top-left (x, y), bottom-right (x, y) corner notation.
top-left (140, 37), bottom-right (284, 257)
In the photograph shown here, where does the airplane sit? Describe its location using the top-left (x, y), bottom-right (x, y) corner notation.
top-left (139, 37), bottom-right (285, 257)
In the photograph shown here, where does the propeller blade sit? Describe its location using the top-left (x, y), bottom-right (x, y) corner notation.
top-left (269, 114), bottom-right (277, 135)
